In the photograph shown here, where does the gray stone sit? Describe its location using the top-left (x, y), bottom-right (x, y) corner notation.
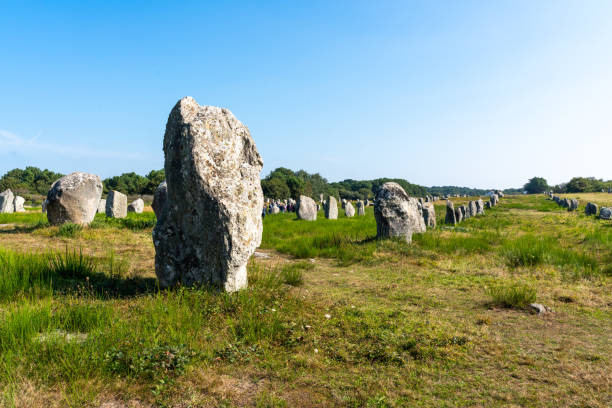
top-left (0, 189), bottom-right (14, 214)
top-left (153, 97), bottom-right (264, 292)
top-left (42, 199), bottom-right (48, 213)
top-left (324, 196), bottom-right (338, 219)
top-left (46, 172), bottom-right (102, 225)
top-left (485, 201), bottom-right (491, 209)
top-left (270, 204), bottom-right (280, 214)
top-left (152, 181), bottom-right (168, 220)
top-left (490, 194), bottom-right (499, 206)
top-left (529, 303), bottom-right (551, 315)
top-left (468, 201), bottom-right (477, 218)
top-left (345, 201), bottom-right (355, 217)
top-left (97, 199), bottom-right (106, 214)
top-left (374, 182), bottom-right (425, 242)
top-left (454, 206), bottom-right (463, 223)
top-left (568, 199), bottom-right (579, 211)
top-left (599, 207), bottom-right (612, 220)
top-left (422, 202), bottom-right (436, 228)
top-left (356, 200), bottom-right (365, 216)
top-left (341, 198), bottom-right (347, 209)
top-left (560, 198), bottom-right (570, 208)
top-left (128, 198), bottom-right (145, 213)
top-left (445, 200), bottom-right (456, 225)
top-left (105, 190), bottom-right (128, 218)
top-left (585, 202), bottom-right (598, 216)
top-left (13, 196), bottom-right (25, 212)
top-left (475, 199), bottom-right (485, 215)
top-left (297, 195), bottom-right (317, 220)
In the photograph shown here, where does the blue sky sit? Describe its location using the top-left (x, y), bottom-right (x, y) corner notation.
top-left (1, 0), bottom-right (611, 189)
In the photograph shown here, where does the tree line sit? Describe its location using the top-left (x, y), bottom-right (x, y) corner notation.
top-left (523, 176), bottom-right (612, 194)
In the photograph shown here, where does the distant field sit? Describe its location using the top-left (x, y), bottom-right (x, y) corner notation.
top-left (0, 195), bottom-right (610, 407)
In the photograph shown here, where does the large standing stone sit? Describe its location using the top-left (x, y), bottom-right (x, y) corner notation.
top-left (13, 196), bottom-right (25, 212)
top-left (46, 172), bottom-right (102, 225)
top-left (356, 200), bottom-right (365, 216)
top-left (97, 199), bottom-right (106, 214)
top-left (345, 201), bottom-right (355, 217)
top-left (128, 198), bottom-right (145, 213)
top-left (585, 202), bottom-right (598, 216)
top-left (599, 207), bottom-right (612, 220)
top-left (324, 196), bottom-right (338, 219)
top-left (445, 200), bottom-right (456, 225)
top-left (153, 97), bottom-right (264, 291)
top-left (422, 202), bottom-right (436, 228)
top-left (297, 195), bottom-right (317, 220)
top-left (0, 189), bottom-right (15, 213)
top-left (490, 194), bottom-right (499, 207)
top-left (106, 190), bottom-right (128, 218)
top-left (462, 204), bottom-right (470, 219)
top-left (468, 201), bottom-right (477, 218)
top-left (374, 182), bottom-right (425, 243)
top-left (152, 181), bottom-right (168, 219)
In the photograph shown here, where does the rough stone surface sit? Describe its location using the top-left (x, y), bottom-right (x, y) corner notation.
top-left (345, 201), bottom-right (355, 217)
top-left (445, 200), bottom-right (456, 225)
top-left (105, 190), bottom-right (128, 219)
top-left (485, 201), bottom-right (491, 209)
top-left (297, 195), bottom-right (317, 220)
top-left (599, 207), bottom-right (612, 220)
top-left (468, 201), bottom-right (477, 218)
top-left (490, 194), bottom-right (499, 206)
top-left (0, 189), bottom-right (14, 214)
top-left (462, 204), bottom-right (470, 219)
top-left (585, 202), bottom-right (598, 216)
top-left (97, 199), bottom-right (106, 214)
top-left (46, 172), bottom-right (102, 225)
top-left (324, 196), bottom-right (338, 219)
top-left (374, 182), bottom-right (425, 242)
top-left (476, 199), bottom-right (485, 215)
top-left (152, 181), bottom-right (168, 219)
top-left (153, 97), bottom-right (264, 292)
top-left (422, 202), bottom-right (436, 228)
top-left (454, 206), bottom-right (463, 223)
top-left (128, 198), bottom-right (145, 213)
top-left (569, 199), bottom-right (579, 211)
top-left (13, 196), bottom-right (25, 212)
top-left (42, 199), bottom-right (48, 213)
top-left (356, 200), bottom-right (365, 216)
top-left (270, 205), bottom-right (280, 214)
top-left (529, 303), bottom-right (551, 315)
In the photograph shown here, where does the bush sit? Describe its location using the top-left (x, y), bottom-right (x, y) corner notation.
top-left (56, 223), bottom-right (82, 238)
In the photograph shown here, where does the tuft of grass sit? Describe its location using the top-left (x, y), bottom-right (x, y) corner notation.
top-left (488, 283), bottom-right (536, 309)
top-left (56, 223), bottom-right (83, 237)
top-left (48, 248), bottom-right (96, 279)
top-left (502, 235), bottom-right (549, 267)
top-left (279, 262), bottom-right (312, 287)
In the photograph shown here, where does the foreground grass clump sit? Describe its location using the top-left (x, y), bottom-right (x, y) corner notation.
top-left (56, 222), bottom-right (83, 237)
top-left (90, 212), bottom-right (157, 230)
top-left (487, 283), bottom-right (537, 309)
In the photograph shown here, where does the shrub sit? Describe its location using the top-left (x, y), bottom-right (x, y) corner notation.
top-left (56, 223), bottom-right (82, 237)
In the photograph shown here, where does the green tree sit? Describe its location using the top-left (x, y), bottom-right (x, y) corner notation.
top-left (523, 177), bottom-right (549, 194)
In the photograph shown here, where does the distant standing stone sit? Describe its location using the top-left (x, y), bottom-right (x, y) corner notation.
top-left (297, 195), bottom-right (317, 221)
top-left (445, 200), bottom-right (456, 225)
top-left (270, 205), bottom-right (280, 214)
top-left (476, 199), bottom-right (485, 215)
top-left (341, 198), bottom-right (347, 209)
top-left (0, 189), bottom-right (14, 214)
top-left (106, 190), bottom-right (128, 218)
top-left (374, 182), bottom-right (425, 243)
top-left (568, 199), bottom-right (578, 211)
top-left (97, 199), bottom-right (106, 214)
top-left (422, 202), bottom-right (436, 228)
top-left (485, 201), bottom-right (491, 209)
top-left (324, 196), bottom-right (338, 219)
top-left (46, 172), bottom-right (102, 225)
top-left (454, 206), bottom-right (463, 223)
top-left (468, 201), bottom-right (477, 218)
top-left (490, 194), bottom-right (499, 207)
top-left (585, 202), bottom-right (598, 216)
top-left (128, 198), bottom-right (145, 213)
top-left (599, 207), bottom-right (612, 220)
top-left (356, 200), bottom-right (365, 216)
top-left (13, 196), bottom-right (25, 212)
top-left (345, 201), bottom-right (355, 217)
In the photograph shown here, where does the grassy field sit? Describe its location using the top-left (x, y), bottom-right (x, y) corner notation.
top-left (0, 195), bottom-right (610, 407)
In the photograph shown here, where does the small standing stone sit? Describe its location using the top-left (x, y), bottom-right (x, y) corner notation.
top-left (374, 182), bottom-right (425, 243)
top-left (585, 202), bottom-right (598, 216)
top-left (297, 195), bottom-right (317, 221)
top-left (422, 202), bottom-right (436, 228)
top-left (599, 207), bottom-right (612, 220)
top-left (0, 189), bottom-right (15, 214)
top-left (345, 201), bottom-right (355, 217)
top-left (454, 206), bottom-right (463, 223)
top-left (13, 196), bottom-right (26, 212)
top-left (445, 200), bottom-right (456, 225)
top-left (356, 200), bottom-right (365, 216)
top-left (97, 199), bottom-right (107, 214)
top-left (46, 172), bottom-right (103, 225)
top-left (324, 196), bottom-right (338, 219)
top-left (128, 198), bottom-right (145, 213)
top-left (106, 190), bottom-right (128, 218)
top-left (568, 199), bottom-right (579, 211)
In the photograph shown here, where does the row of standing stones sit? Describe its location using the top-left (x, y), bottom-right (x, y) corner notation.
top-left (0, 189), bottom-right (26, 214)
top-left (5, 96), bottom-right (506, 292)
top-left (549, 193), bottom-right (612, 219)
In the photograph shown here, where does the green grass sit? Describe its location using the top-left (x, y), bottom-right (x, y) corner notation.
top-left (487, 282), bottom-right (537, 309)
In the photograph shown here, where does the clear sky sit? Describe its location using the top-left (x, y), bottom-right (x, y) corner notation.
top-left (1, 1), bottom-right (611, 189)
